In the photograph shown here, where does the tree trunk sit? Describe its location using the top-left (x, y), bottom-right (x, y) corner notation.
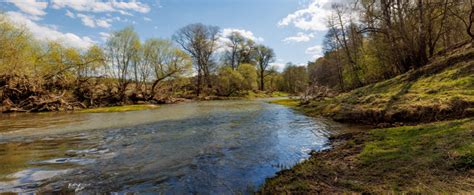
top-left (417, 0), bottom-right (428, 67)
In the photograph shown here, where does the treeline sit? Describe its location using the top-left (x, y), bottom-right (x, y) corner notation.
top-left (0, 14), bottom-right (304, 112)
top-left (308, 0), bottom-right (473, 92)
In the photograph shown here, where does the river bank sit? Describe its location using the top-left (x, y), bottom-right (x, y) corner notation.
top-left (1, 90), bottom-right (288, 114)
top-left (261, 43), bottom-right (474, 193)
top-left (261, 107), bottom-right (473, 193)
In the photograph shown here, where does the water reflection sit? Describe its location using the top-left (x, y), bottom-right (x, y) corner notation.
top-left (0, 100), bottom-right (348, 193)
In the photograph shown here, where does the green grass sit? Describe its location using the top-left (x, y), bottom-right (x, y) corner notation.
top-left (262, 118), bottom-right (474, 193)
top-left (360, 118), bottom-right (474, 172)
top-left (356, 118), bottom-right (474, 192)
top-left (245, 91), bottom-right (289, 99)
top-left (79, 104), bottom-right (159, 113)
top-left (269, 98), bottom-right (300, 107)
top-left (303, 46), bottom-right (474, 123)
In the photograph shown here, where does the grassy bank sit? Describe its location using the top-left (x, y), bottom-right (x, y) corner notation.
top-left (261, 118), bottom-right (474, 193)
top-left (263, 44), bottom-right (474, 193)
top-left (269, 99), bottom-right (299, 107)
top-left (79, 104), bottom-right (159, 113)
top-left (300, 44), bottom-right (473, 125)
top-left (245, 91), bottom-right (289, 99)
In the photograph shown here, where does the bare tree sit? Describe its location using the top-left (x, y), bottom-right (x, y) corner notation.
top-left (173, 23), bottom-right (220, 96)
top-left (327, 3), bottom-right (363, 87)
top-left (105, 26), bottom-right (140, 100)
top-left (254, 44), bottom-right (275, 91)
top-left (449, 0), bottom-right (474, 40)
top-left (224, 32), bottom-right (245, 69)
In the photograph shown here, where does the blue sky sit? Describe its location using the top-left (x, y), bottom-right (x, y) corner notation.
top-left (1, 0), bottom-right (338, 70)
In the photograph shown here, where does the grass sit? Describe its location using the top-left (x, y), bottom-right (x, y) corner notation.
top-left (358, 118), bottom-right (474, 192)
top-left (302, 44), bottom-right (474, 124)
top-left (79, 104), bottom-right (159, 113)
top-left (261, 118), bottom-right (474, 193)
top-left (245, 91), bottom-right (289, 99)
top-left (269, 98), bottom-right (300, 107)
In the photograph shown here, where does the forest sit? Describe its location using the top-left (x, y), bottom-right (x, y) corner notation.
top-left (308, 0), bottom-right (473, 92)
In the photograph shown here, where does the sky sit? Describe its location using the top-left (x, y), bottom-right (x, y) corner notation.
top-left (1, 0), bottom-right (341, 70)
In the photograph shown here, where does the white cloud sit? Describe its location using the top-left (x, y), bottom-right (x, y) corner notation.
top-left (6, 11), bottom-right (94, 49)
top-left (143, 17), bottom-right (152, 21)
top-left (221, 28), bottom-right (264, 43)
top-left (51, 0), bottom-right (150, 15)
top-left (283, 32), bottom-right (314, 43)
top-left (76, 14), bottom-right (112, 28)
top-left (65, 10), bottom-right (75, 18)
top-left (217, 28), bottom-right (264, 53)
top-left (5, 0), bottom-right (48, 17)
top-left (278, 0), bottom-right (353, 31)
top-left (96, 18), bottom-right (112, 28)
top-left (305, 45), bottom-right (324, 59)
top-left (77, 14), bottom-right (96, 28)
top-left (113, 1), bottom-right (150, 13)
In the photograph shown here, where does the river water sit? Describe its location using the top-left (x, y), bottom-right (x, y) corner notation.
top-left (0, 99), bottom-right (349, 193)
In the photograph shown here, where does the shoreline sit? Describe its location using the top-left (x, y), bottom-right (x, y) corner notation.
top-left (262, 100), bottom-right (474, 193)
top-left (1, 93), bottom-right (289, 114)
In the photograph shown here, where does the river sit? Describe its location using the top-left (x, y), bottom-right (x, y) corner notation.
top-left (0, 99), bottom-right (350, 193)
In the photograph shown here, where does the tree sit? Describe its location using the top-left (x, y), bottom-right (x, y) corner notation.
top-left (105, 26), bottom-right (140, 99)
top-left (80, 45), bottom-right (105, 78)
top-left (237, 63), bottom-right (258, 90)
top-left (216, 66), bottom-right (244, 96)
top-left (254, 44), bottom-right (275, 91)
top-left (238, 38), bottom-right (256, 65)
top-left (132, 38), bottom-right (192, 98)
top-left (449, 0), bottom-right (474, 40)
top-left (224, 32), bottom-right (245, 69)
top-left (281, 64), bottom-right (308, 94)
top-left (0, 15), bottom-right (36, 76)
top-left (173, 23), bottom-right (220, 96)
top-left (327, 3), bottom-right (363, 87)
top-left (264, 66), bottom-right (282, 92)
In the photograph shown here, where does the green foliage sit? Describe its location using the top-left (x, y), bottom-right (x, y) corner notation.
top-left (281, 64), bottom-right (308, 94)
top-left (237, 63), bottom-right (258, 90)
top-left (0, 15), bottom-right (37, 76)
top-left (216, 66), bottom-right (244, 96)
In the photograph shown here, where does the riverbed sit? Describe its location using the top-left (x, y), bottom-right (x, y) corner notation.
top-left (0, 99), bottom-right (349, 193)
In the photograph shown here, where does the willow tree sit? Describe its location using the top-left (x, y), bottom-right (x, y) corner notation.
top-left (105, 26), bottom-right (140, 99)
top-left (0, 15), bottom-right (37, 76)
top-left (140, 38), bottom-right (191, 96)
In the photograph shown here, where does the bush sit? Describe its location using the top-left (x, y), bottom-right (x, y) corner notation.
top-left (237, 63), bottom-right (258, 91)
top-left (216, 67), bottom-right (244, 96)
